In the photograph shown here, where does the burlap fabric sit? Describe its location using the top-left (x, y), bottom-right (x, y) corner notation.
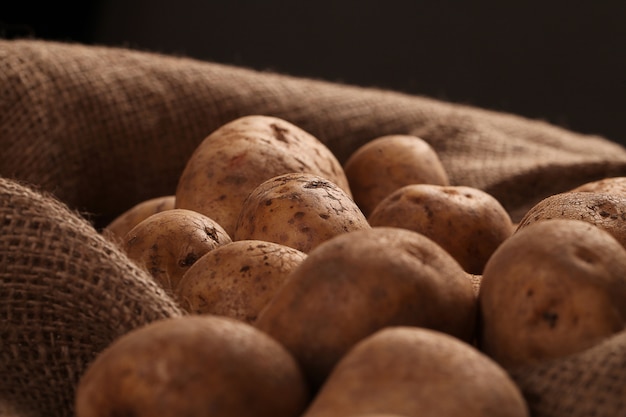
top-left (2, 39), bottom-right (626, 416)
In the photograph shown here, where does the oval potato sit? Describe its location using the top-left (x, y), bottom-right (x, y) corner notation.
top-left (103, 195), bottom-right (176, 244)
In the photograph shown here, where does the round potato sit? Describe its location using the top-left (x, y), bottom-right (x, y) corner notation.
top-left (303, 327), bottom-right (529, 417)
top-left (103, 195), bottom-right (175, 244)
top-left (122, 209), bottom-right (231, 294)
top-left (516, 191), bottom-right (626, 249)
top-left (479, 219), bottom-right (626, 369)
top-left (368, 184), bottom-right (514, 274)
top-left (234, 173), bottom-right (370, 253)
top-left (175, 240), bottom-right (307, 324)
top-left (343, 134), bottom-right (449, 216)
top-left (254, 226), bottom-right (477, 390)
top-left (175, 115), bottom-right (351, 236)
top-left (74, 315), bottom-right (309, 417)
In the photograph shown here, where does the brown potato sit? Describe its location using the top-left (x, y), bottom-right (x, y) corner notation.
top-left (570, 176), bottom-right (626, 195)
top-left (175, 115), bottom-right (351, 236)
top-left (479, 219), bottom-right (626, 369)
top-left (175, 240), bottom-right (307, 324)
top-left (368, 184), bottom-right (514, 274)
top-left (303, 327), bottom-right (529, 417)
top-left (233, 173), bottom-right (370, 253)
top-left (254, 227), bottom-right (477, 390)
top-left (516, 191), bottom-right (626, 248)
top-left (74, 315), bottom-right (309, 417)
top-left (122, 208), bottom-right (231, 294)
top-left (343, 134), bottom-right (449, 216)
top-left (102, 195), bottom-right (175, 243)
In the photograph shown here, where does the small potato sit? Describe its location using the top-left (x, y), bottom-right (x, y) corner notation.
top-left (175, 115), bottom-right (351, 236)
top-left (255, 227), bottom-right (477, 390)
top-left (303, 327), bottom-right (529, 417)
top-left (102, 195), bottom-right (175, 243)
top-left (234, 173), bottom-right (370, 253)
top-left (516, 191), bottom-right (626, 248)
top-left (74, 315), bottom-right (309, 417)
top-left (175, 240), bottom-right (307, 324)
top-left (479, 219), bottom-right (626, 369)
top-left (344, 134), bottom-right (449, 216)
top-left (122, 209), bottom-right (231, 294)
top-left (368, 184), bottom-right (514, 274)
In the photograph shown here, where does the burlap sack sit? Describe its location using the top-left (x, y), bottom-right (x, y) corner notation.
top-left (2, 39), bottom-right (626, 416)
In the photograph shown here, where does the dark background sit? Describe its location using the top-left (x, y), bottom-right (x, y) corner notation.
top-left (3, 1), bottom-right (625, 144)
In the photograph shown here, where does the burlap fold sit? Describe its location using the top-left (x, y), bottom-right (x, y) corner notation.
top-left (2, 39), bottom-right (626, 417)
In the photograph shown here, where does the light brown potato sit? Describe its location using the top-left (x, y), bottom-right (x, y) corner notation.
top-left (303, 327), bottom-right (529, 417)
top-left (175, 115), bottom-right (351, 236)
top-left (175, 240), bottom-right (307, 324)
top-left (516, 191), bottom-right (626, 248)
top-left (479, 219), bottom-right (626, 369)
top-left (234, 173), bottom-right (370, 253)
top-left (75, 315), bottom-right (309, 417)
top-left (343, 134), bottom-right (449, 216)
top-left (254, 227), bottom-right (477, 390)
top-left (570, 176), bottom-right (626, 195)
top-left (102, 195), bottom-right (175, 243)
top-left (122, 209), bottom-right (231, 294)
top-left (368, 184), bottom-right (514, 274)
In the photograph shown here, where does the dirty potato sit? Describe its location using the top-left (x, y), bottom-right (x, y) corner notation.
top-left (103, 195), bottom-right (175, 244)
top-left (234, 173), bottom-right (370, 253)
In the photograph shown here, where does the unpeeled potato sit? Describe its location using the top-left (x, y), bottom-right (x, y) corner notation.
top-left (175, 115), bottom-right (351, 236)
top-left (74, 315), bottom-right (309, 417)
top-left (368, 184), bottom-right (514, 274)
top-left (122, 208), bottom-right (231, 294)
top-left (303, 327), bottom-right (529, 417)
top-left (102, 195), bottom-right (175, 244)
top-left (479, 219), bottom-right (626, 369)
top-left (570, 176), bottom-right (626, 195)
top-left (175, 240), bottom-right (307, 324)
top-left (254, 226), bottom-right (477, 390)
top-left (343, 134), bottom-right (449, 217)
top-left (233, 172), bottom-right (370, 253)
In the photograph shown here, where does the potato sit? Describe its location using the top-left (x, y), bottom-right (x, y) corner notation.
top-left (343, 134), bottom-right (449, 216)
top-left (479, 219), bottom-right (626, 369)
top-left (303, 327), bottom-right (529, 417)
top-left (368, 184), bottom-right (514, 274)
top-left (122, 208), bottom-right (231, 294)
top-left (175, 240), bottom-right (307, 324)
top-left (175, 115), bottom-right (351, 236)
top-left (74, 315), bottom-right (309, 417)
top-left (102, 195), bottom-right (175, 243)
top-left (570, 176), bottom-right (626, 195)
top-left (516, 191), bottom-right (626, 248)
top-left (234, 173), bottom-right (370, 253)
top-left (254, 227), bottom-right (477, 390)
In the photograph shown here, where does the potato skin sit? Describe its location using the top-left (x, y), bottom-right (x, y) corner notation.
top-left (175, 240), bottom-right (307, 324)
top-left (344, 134), bottom-right (449, 217)
top-left (74, 316), bottom-right (310, 417)
top-left (254, 227), bottom-right (477, 390)
top-left (479, 219), bottom-right (626, 369)
top-left (570, 176), bottom-right (626, 195)
top-left (175, 115), bottom-right (351, 236)
top-left (122, 208), bottom-right (231, 294)
top-left (303, 327), bottom-right (529, 417)
top-left (368, 184), bottom-right (514, 274)
top-left (103, 195), bottom-right (175, 243)
top-left (234, 173), bottom-right (370, 253)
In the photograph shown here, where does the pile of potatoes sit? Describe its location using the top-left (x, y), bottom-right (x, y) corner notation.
top-left (78, 115), bottom-right (626, 417)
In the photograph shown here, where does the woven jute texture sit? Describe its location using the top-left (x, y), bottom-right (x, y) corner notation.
top-left (2, 39), bottom-right (626, 417)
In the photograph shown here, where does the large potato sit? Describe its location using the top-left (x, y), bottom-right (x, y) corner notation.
top-left (102, 195), bottom-right (175, 244)
top-left (303, 327), bottom-right (529, 417)
top-left (74, 315), bottom-right (309, 417)
top-left (368, 184), bottom-right (514, 274)
top-left (254, 227), bottom-right (477, 390)
top-left (343, 134), bottom-right (449, 216)
top-left (175, 240), bottom-right (307, 324)
top-left (175, 115), bottom-right (351, 236)
top-left (479, 219), bottom-right (626, 369)
top-left (233, 173), bottom-right (370, 253)
top-left (122, 208), bottom-right (231, 294)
